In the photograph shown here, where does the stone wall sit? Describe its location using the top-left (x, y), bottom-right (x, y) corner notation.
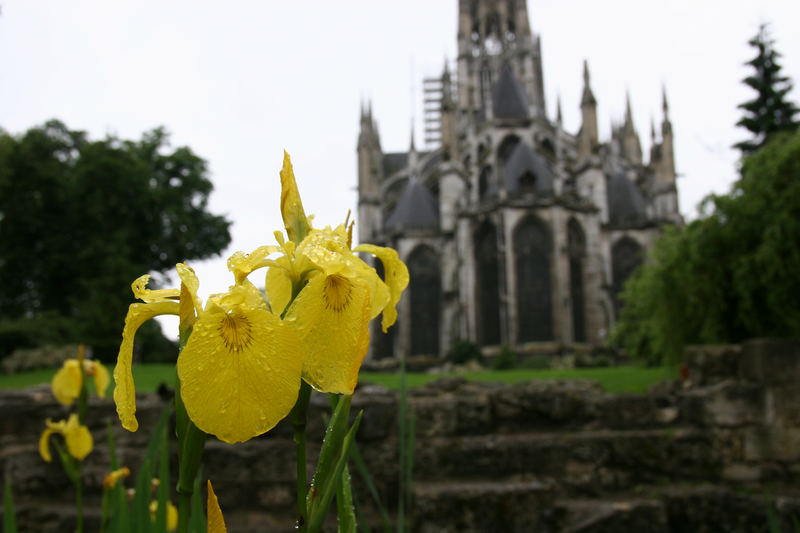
top-left (1, 338), bottom-right (799, 532)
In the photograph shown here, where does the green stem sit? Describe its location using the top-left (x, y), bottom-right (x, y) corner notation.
top-left (74, 464), bottom-right (83, 533)
top-left (177, 491), bottom-right (192, 533)
top-left (291, 381), bottom-right (312, 531)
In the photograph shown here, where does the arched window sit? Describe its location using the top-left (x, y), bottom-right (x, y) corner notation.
top-left (514, 216), bottom-right (553, 342)
top-left (475, 222), bottom-right (501, 346)
top-left (479, 165), bottom-right (493, 200)
top-left (498, 134), bottom-right (521, 166)
top-left (611, 237), bottom-right (644, 317)
top-left (519, 171), bottom-right (536, 194)
top-left (567, 218), bottom-right (587, 342)
top-left (408, 246), bottom-right (440, 356)
top-left (371, 260), bottom-right (395, 359)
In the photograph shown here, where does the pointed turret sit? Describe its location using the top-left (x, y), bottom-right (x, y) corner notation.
top-left (659, 86), bottom-right (675, 181)
top-left (357, 99), bottom-right (383, 243)
top-left (578, 60), bottom-right (599, 158)
top-left (621, 92), bottom-right (643, 165)
top-left (556, 94), bottom-right (563, 125)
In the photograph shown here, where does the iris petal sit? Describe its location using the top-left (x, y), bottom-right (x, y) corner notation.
top-left (354, 244), bottom-right (410, 332)
top-left (65, 424), bottom-right (93, 461)
top-left (289, 272), bottom-right (372, 394)
top-left (266, 265), bottom-right (293, 316)
top-left (92, 361), bottom-right (110, 398)
top-left (177, 289), bottom-right (302, 444)
top-left (207, 481), bottom-right (228, 533)
top-left (52, 360), bottom-right (82, 406)
top-left (131, 274), bottom-right (180, 303)
top-left (114, 301), bottom-right (180, 432)
top-left (38, 428), bottom-right (55, 462)
top-left (280, 151), bottom-right (310, 243)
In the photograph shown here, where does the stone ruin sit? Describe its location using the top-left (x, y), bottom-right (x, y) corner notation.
top-left (1, 338), bottom-right (799, 531)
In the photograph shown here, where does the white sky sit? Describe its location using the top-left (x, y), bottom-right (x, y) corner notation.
top-left (1, 1), bottom-right (799, 338)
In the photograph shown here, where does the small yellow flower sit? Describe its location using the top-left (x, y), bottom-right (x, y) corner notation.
top-left (149, 500), bottom-right (179, 531)
top-left (38, 414), bottom-right (93, 462)
top-left (103, 466), bottom-right (131, 490)
top-left (207, 481), bottom-right (227, 533)
top-left (51, 352), bottom-right (110, 406)
top-left (114, 264), bottom-right (303, 444)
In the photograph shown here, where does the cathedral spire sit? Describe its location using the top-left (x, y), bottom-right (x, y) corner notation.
top-left (578, 60), bottom-right (598, 159)
top-left (622, 90), bottom-right (642, 165)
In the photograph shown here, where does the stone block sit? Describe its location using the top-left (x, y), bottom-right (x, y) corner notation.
top-left (413, 480), bottom-right (555, 533)
top-left (679, 381), bottom-right (765, 427)
top-left (742, 425), bottom-right (800, 462)
top-left (557, 498), bottom-right (668, 533)
top-left (739, 338), bottom-right (800, 385)
top-left (684, 344), bottom-right (741, 385)
top-left (596, 394), bottom-right (659, 429)
top-left (491, 380), bottom-right (602, 430)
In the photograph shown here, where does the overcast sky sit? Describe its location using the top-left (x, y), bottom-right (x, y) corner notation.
top-left (2, 1), bottom-right (799, 337)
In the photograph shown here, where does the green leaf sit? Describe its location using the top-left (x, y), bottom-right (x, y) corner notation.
top-left (188, 468), bottom-right (206, 533)
top-left (3, 475), bottom-right (17, 533)
top-left (307, 411), bottom-right (363, 533)
top-left (307, 395), bottom-right (353, 517)
top-left (336, 464), bottom-right (356, 533)
top-left (53, 441), bottom-right (79, 484)
top-left (350, 443), bottom-right (392, 533)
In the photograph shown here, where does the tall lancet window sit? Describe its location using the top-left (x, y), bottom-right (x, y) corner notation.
top-left (408, 246), bottom-right (440, 356)
top-left (475, 221), bottom-right (501, 346)
top-left (567, 218), bottom-right (587, 342)
top-left (514, 216), bottom-right (553, 342)
top-left (611, 237), bottom-right (644, 318)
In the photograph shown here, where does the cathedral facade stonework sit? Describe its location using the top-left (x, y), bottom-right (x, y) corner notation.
top-left (357, 0), bottom-right (681, 359)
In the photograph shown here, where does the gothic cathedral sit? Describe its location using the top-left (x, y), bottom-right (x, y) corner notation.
top-left (357, 0), bottom-right (681, 359)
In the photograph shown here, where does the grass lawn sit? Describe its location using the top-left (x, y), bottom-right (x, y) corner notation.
top-left (0, 363), bottom-right (673, 395)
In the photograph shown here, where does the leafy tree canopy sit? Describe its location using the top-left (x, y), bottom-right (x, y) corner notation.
top-left (0, 120), bottom-right (232, 362)
top-left (735, 24), bottom-right (799, 154)
top-left (611, 130), bottom-right (800, 363)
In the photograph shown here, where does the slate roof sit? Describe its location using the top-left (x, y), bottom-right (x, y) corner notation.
top-left (492, 63), bottom-right (530, 120)
top-left (385, 178), bottom-right (439, 231)
top-left (607, 172), bottom-right (648, 227)
top-left (503, 142), bottom-right (554, 195)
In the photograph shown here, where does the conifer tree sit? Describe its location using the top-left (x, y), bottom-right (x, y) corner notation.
top-left (735, 24), bottom-right (799, 154)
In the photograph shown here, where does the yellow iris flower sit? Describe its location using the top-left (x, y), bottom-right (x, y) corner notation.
top-left (51, 357), bottom-right (110, 406)
top-left (113, 264), bottom-right (302, 444)
top-left (149, 500), bottom-right (179, 531)
top-left (39, 413), bottom-right (93, 462)
top-left (228, 152), bottom-right (409, 395)
top-left (103, 466), bottom-right (131, 489)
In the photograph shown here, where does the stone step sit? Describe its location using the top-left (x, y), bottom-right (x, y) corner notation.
top-left (411, 479), bottom-right (558, 533)
top-left (413, 428), bottom-right (720, 494)
top-left (556, 484), bottom-right (800, 533)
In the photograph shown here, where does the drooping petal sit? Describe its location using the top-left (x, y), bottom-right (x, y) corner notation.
top-left (114, 301), bottom-right (180, 432)
top-left (38, 427), bottom-right (55, 462)
top-left (207, 481), bottom-right (228, 533)
top-left (65, 424), bottom-right (93, 461)
top-left (177, 286), bottom-right (302, 443)
top-left (280, 151), bottom-right (311, 243)
top-left (132, 274), bottom-right (180, 303)
top-left (51, 359), bottom-right (83, 406)
top-left (91, 361), bottom-right (110, 398)
top-left (354, 244), bottom-right (410, 332)
top-left (288, 271), bottom-right (372, 394)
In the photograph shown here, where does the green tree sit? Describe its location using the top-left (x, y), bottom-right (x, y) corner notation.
top-left (735, 24), bottom-right (799, 154)
top-left (611, 130), bottom-right (800, 363)
top-left (0, 120), bottom-right (232, 361)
